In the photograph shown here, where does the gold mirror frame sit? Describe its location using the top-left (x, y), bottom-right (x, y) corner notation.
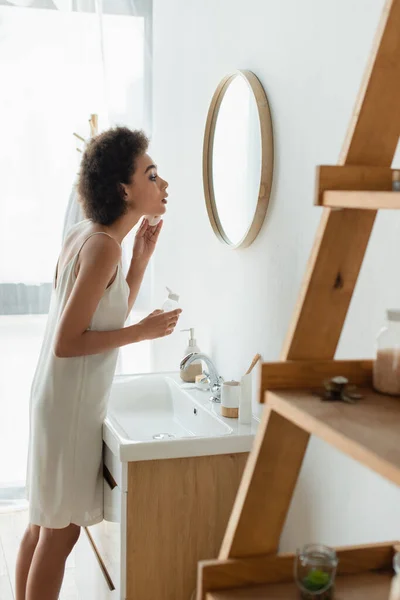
top-left (203, 70), bottom-right (274, 249)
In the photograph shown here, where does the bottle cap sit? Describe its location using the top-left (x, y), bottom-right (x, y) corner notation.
top-left (387, 309), bottom-right (400, 322)
top-left (393, 170), bottom-right (400, 182)
top-left (166, 286), bottom-right (179, 302)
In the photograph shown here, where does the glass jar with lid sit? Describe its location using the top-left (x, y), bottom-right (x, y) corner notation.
top-left (294, 544), bottom-right (338, 599)
top-left (373, 309), bottom-right (400, 396)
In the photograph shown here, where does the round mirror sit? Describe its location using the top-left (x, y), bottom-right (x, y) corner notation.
top-left (203, 70), bottom-right (273, 248)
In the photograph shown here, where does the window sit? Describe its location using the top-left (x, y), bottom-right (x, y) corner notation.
top-left (0, 0), bottom-right (153, 491)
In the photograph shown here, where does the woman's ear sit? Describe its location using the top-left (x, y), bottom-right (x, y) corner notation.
top-left (119, 183), bottom-right (128, 198)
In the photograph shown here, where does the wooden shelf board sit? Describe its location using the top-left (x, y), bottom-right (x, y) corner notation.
top-left (206, 572), bottom-right (392, 599)
top-left (260, 360), bottom-right (373, 397)
top-left (266, 387), bottom-right (400, 486)
top-left (314, 165), bottom-right (394, 206)
top-left (323, 190), bottom-right (400, 210)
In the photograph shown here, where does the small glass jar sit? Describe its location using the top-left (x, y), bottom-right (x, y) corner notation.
top-left (373, 310), bottom-right (400, 396)
top-left (393, 170), bottom-right (400, 191)
top-left (389, 553), bottom-right (400, 600)
top-left (294, 544), bottom-right (338, 599)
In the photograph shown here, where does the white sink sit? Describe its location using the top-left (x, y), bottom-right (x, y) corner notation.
top-left (107, 374), bottom-right (232, 442)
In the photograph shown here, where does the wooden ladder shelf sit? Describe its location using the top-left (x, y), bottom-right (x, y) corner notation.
top-left (196, 0), bottom-right (400, 597)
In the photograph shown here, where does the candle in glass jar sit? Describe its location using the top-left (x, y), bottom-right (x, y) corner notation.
top-left (373, 310), bottom-right (400, 396)
top-left (373, 348), bottom-right (400, 395)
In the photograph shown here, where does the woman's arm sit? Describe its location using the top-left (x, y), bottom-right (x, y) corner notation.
top-left (54, 235), bottom-right (181, 358)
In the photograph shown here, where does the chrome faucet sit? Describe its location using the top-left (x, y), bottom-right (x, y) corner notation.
top-left (180, 352), bottom-right (223, 403)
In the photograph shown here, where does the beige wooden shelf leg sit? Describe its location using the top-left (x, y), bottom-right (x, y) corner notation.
top-left (218, 404), bottom-right (310, 559)
top-left (198, 2), bottom-right (400, 596)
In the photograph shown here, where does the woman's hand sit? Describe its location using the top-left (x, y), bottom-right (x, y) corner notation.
top-left (136, 309), bottom-right (182, 341)
top-left (131, 218), bottom-right (163, 268)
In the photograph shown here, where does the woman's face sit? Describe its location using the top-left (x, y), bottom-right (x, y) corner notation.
top-left (122, 152), bottom-right (169, 217)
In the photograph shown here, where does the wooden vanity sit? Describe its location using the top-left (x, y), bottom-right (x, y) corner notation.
top-left (75, 444), bottom-right (248, 599)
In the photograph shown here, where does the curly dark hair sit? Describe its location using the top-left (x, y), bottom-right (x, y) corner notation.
top-left (78, 127), bottom-right (149, 225)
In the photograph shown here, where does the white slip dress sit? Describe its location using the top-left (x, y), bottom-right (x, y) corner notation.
top-left (26, 227), bottom-right (129, 528)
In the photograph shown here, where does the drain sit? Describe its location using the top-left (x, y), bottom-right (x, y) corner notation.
top-left (153, 432), bottom-right (176, 440)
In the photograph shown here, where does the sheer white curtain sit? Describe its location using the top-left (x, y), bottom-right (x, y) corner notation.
top-left (0, 0), bottom-right (152, 495)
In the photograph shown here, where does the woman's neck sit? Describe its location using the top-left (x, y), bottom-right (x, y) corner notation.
top-left (92, 210), bottom-right (142, 244)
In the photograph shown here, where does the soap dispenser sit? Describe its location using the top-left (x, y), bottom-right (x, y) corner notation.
top-left (180, 328), bottom-right (202, 383)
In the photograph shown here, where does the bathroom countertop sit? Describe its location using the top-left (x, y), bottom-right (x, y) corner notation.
top-left (103, 372), bottom-right (260, 462)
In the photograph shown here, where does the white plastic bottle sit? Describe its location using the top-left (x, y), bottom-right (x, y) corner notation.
top-left (239, 373), bottom-right (252, 424)
top-left (162, 287), bottom-right (180, 312)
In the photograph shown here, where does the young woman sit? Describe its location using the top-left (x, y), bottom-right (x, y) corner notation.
top-left (16, 127), bottom-right (181, 600)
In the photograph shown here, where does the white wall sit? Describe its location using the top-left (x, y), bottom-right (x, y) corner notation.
top-left (151, 0), bottom-right (400, 551)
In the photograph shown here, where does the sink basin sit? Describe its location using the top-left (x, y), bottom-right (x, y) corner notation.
top-left (107, 374), bottom-right (232, 442)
